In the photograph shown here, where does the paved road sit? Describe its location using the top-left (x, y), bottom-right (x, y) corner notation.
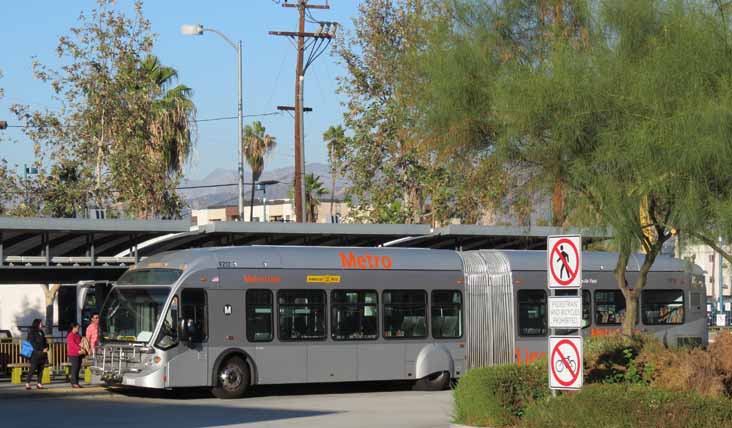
top-left (0, 383), bottom-right (453, 428)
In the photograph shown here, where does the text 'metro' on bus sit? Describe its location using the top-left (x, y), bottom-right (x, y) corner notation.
top-left (90, 246), bottom-right (706, 398)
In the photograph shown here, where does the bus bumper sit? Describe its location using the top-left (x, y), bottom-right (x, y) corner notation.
top-left (120, 366), bottom-right (166, 389)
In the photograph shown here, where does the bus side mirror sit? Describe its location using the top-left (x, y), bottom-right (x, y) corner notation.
top-left (178, 318), bottom-right (191, 342)
top-left (179, 318), bottom-right (199, 346)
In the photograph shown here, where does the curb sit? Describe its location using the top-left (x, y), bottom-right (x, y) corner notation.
top-left (0, 385), bottom-right (117, 401)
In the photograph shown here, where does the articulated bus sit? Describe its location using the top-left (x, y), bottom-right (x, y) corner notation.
top-left (90, 246), bottom-right (706, 398)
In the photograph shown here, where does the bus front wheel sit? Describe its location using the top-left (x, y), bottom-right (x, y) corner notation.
top-left (212, 356), bottom-right (250, 399)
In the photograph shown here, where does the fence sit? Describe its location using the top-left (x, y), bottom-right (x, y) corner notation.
top-left (0, 337), bottom-right (69, 379)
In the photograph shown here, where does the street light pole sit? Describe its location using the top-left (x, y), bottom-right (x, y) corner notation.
top-left (237, 40), bottom-right (244, 221)
top-left (181, 24), bottom-right (245, 220)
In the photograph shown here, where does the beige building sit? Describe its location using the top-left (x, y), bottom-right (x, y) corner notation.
top-left (191, 199), bottom-right (350, 225)
top-left (682, 243), bottom-right (732, 311)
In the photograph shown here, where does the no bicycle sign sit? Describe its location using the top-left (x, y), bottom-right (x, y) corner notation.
top-left (547, 235), bottom-right (582, 289)
top-left (549, 336), bottom-right (583, 390)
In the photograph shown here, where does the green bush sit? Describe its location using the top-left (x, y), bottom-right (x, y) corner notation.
top-left (453, 361), bottom-right (548, 427)
top-left (523, 384), bottom-right (732, 428)
top-left (583, 334), bottom-right (652, 384)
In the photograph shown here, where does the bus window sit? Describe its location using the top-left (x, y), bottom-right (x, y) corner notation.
top-left (383, 290), bottom-right (427, 339)
top-left (246, 290), bottom-right (273, 342)
top-left (181, 289), bottom-right (207, 342)
top-left (278, 290), bottom-right (326, 341)
top-left (431, 290), bottom-right (463, 339)
top-left (555, 289), bottom-right (591, 328)
top-left (331, 290), bottom-right (378, 340)
top-left (642, 290), bottom-right (684, 325)
top-left (518, 290), bottom-right (546, 337)
top-left (595, 290), bottom-right (626, 325)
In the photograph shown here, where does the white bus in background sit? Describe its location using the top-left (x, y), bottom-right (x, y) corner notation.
top-left (0, 281), bottom-right (110, 337)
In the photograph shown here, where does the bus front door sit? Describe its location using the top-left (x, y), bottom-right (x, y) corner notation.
top-left (169, 288), bottom-right (208, 387)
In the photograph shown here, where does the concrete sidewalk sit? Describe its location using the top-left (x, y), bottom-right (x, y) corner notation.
top-left (0, 380), bottom-right (115, 400)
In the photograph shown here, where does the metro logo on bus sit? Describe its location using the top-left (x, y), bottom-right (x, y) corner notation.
top-left (339, 251), bottom-right (393, 270)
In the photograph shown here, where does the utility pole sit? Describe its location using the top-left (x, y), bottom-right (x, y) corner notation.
top-left (270, 0), bottom-right (336, 222)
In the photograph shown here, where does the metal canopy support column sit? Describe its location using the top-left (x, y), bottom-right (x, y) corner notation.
top-left (129, 233), bottom-right (140, 265)
top-left (90, 233), bottom-right (95, 267)
top-left (133, 234), bottom-right (139, 265)
top-left (44, 233), bottom-right (50, 266)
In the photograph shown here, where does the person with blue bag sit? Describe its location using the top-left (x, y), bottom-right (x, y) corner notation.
top-left (24, 318), bottom-right (48, 390)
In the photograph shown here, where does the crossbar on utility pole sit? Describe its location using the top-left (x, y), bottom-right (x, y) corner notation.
top-left (276, 106), bottom-right (313, 112)
top-left (269, 0), bottom-right (334, 223)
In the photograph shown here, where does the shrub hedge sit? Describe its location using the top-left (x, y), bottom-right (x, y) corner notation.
top-left (452, 361), bottom-right (547, 427)
top-left (522, 384), bottom-right (732, 428)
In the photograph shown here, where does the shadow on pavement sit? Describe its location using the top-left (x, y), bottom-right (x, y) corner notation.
top-left (109, 380), bottom-right (419, 400)
top-left (0, 397), bottom-right (338, 428)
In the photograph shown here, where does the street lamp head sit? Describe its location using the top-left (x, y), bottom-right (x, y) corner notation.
top-left (180, 24), bottom-right (204, 36)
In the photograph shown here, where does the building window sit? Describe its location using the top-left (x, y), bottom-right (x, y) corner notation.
top-left (278, 290), bottom-right (326, 340)
top-left (431, 290), bottom-right (463, 338)
top-left (642, 290), bottom-right (685, 325)
top-left (518, 290), bottom-right (546, 336)
top-left (246, 290), bottom-right (273, 342)
top-left (595, 290), bottom-right (626, 325)
top-left (331, 290), bottom-right (378, 340)
top-left (383, 290), bottom-right (427, 338)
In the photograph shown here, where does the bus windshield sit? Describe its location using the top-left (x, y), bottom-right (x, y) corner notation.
top-left (100, 287), bottom-right (171, 343)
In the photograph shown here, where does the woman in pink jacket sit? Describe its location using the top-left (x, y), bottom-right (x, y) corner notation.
top-left (66, 322), bottom-right (83, 388)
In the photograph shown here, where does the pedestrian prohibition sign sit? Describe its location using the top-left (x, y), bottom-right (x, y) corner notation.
top-left (547, 235), bottom-right (582, 288)
top-left (549, 336), bottom-right (583, 390)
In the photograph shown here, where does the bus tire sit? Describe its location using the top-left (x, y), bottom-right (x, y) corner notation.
top-left (212, 356), bottom-right (250, 399)
top-left (414, 370), bottom-right (450, 391)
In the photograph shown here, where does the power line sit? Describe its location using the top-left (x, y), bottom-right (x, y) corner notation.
top-left (2, 111), bottom-right (284, 128)
top-left (176, 181), bottom-right (292, 190)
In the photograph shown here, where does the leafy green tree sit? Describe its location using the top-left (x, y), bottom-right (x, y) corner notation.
top-left (40, 161), bottom-right (88, 218)
top-left (494, 0), bottom-right (732, 333)
top-left (304, 174), bottom-right (328, 223)
top-left (323, 125), bottom-right (348, 221)
top-left (12, 0), bottom-right (196, 219)
top-left (336, 0), bottom-right (465, 224)
top-left (416, 0), bottom-right (590, 226)
top-left (243, 121), bottom-right (277, 222)
top-left (0, 70), bottom-right (21, 214)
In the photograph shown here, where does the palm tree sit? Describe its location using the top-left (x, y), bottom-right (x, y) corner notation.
top-left (242, 121), bottom-right (277, 221)
top-left (143, 55), bottom-right (196, 179)
top-left (323, 125), bottom-right (347, 222)
top-left (305, 173), bottom-right (328, 223)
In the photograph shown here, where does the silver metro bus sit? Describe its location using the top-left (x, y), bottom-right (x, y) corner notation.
top-left (90, 246), bottom-right (706, 398)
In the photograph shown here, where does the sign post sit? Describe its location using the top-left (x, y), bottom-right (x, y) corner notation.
top-left (547, 235), bottom-right (583, 392)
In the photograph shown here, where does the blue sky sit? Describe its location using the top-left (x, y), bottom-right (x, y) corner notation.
top-left (0, 0), bottom-right (359, 180)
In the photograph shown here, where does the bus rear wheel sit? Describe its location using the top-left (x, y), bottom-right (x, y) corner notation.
top-left (212, 356), bottom-right (250, 399)
top-left (414, 370), bottom-right (450, 391)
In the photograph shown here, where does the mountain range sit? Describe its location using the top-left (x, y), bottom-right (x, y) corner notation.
top-left (179, 163), bottom-right (349, 210)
